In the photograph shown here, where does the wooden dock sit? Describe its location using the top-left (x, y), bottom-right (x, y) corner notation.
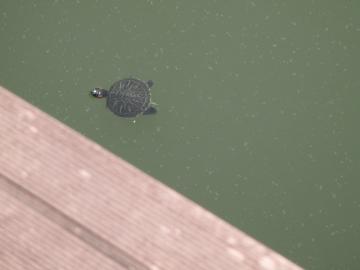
top-left (0, 86), bottom-right (302, 269)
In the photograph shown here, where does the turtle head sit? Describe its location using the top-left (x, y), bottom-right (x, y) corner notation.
top-left (90, 88), bottom-right (108, 98)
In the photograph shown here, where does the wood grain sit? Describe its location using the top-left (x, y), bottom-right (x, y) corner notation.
top-left (0, 86), bottom-right (303, 269)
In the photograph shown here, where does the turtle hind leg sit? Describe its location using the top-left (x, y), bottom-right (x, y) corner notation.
top-left (143, 106), bottom-right (157, 115)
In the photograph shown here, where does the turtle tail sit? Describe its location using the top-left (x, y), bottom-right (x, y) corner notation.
top-left (143, 106), bottom-right (157, 115)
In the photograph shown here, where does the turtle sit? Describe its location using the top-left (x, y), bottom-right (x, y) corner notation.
top-left (90, 78), bottom-right (157, 117)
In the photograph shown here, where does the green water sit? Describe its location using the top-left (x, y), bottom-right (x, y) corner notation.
top-left (1, 1), bottom-right (360, 268)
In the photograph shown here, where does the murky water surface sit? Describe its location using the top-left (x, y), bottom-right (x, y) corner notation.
top-left (1, 1), bottom-right (359, 268)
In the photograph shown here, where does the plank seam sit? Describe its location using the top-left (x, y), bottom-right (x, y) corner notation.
top-left (0, 173), bottom-right (149, 270)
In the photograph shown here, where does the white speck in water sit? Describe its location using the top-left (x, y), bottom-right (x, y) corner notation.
top-left (78, 169), bottom-right (92, 179)
top-left (271, 180), bottom-right (279, 187)
top-left (225, 31), bottom-right (233, 38)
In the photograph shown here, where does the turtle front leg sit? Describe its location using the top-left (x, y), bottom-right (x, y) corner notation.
top-left (146, 80), bottom-right (154, 88)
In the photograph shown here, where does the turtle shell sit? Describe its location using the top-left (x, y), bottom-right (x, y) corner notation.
top-left (107, 78), bottom-right (151, 117)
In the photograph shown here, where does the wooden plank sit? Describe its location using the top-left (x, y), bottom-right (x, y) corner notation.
top-left (0, 187), bottom-right (125, 270)
top-left (0, 86), bottom-right (303, 270)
